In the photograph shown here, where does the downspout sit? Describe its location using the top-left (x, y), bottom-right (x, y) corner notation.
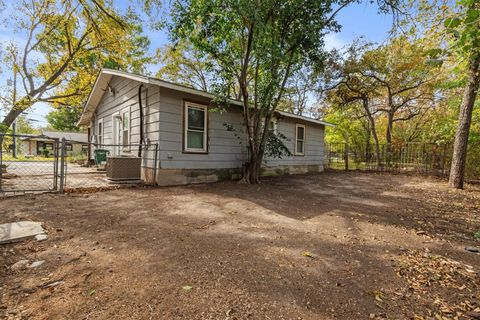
top-left (138, 84), bottom-right (144, 157)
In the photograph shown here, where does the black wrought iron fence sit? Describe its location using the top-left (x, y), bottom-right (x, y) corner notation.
top-left (324, 142), bottom-right (480, 181)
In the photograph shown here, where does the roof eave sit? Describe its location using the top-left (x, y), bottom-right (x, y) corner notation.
top-left (77, 69), bottom-right (335, 128)
top-left (275, 110), bottom-right (336, 127)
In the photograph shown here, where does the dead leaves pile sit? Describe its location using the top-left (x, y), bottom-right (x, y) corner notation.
top-left (64, 186), bottom-right (119, 194)
top-left (396, 249), bottom-right (479, 320)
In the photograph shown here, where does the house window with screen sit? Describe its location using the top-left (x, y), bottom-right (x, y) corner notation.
top-left (184, 102), bottom-right (207, 152)
top-left (65, 143), bottom-right (73, 151)
top-left (122, 109), bottom-right (130, 146)
top-left (268, 119), bottom-right (277, 134)
top-left (97, 119), bottom-right (103, 147)
top-left (295, 124), bottom-right (306, 155)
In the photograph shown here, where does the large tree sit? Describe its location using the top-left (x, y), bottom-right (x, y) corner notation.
top-left (354, 37), bottom-right (440, 147)
top-left (169, 0), bottom-right (398, 183)
top-left (156, 40), bottom-right (213, 91)
top-left (444, 1), bottom-right (480, 189)
top-left (0, 0), bottom-right (150, 132)
top-left (324, 37), bottom-right (441, 165)
top-left (412, 0), bottom-right (480, 188)
top-left (279, 67), bottom-right (320, 116)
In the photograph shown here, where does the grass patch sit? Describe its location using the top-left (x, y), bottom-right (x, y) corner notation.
top-left (474, 230), bottom-right (480, 240)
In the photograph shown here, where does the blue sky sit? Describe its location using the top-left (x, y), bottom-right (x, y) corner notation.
top-left (0, 1), bottom-right (395, 128)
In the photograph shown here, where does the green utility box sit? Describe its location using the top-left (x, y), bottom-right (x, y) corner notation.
top-left (94, 149), bottom-right (109, 164)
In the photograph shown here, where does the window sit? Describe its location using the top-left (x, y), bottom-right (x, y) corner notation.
top-left (65, 144), bottom-right (73, 151)
top-left (184, 102), bottom-right (207, 152)
top-left (295, 124), bottom-right (306, 155)
top-left (268, 119), bottom-right (277, 134)
top-left (36, 142), bottom-right (53, 155)
top-left (81, 145), bottom-right (89, 153)
top-left (122, 108), bottom-right (130, 146)
top-left (97, 119), bottom-right (103, 147)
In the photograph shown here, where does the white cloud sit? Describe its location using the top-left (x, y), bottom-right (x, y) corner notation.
top-left (324, 33), bottom-right (347, 51)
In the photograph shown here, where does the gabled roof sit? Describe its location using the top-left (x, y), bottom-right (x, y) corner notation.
top-left (78, 69), bottom-right (238, 126)
top-left (20, 131), bottom-right (88, 143)
top-left (42, 131), bottom-right (88, 143)
top-left (78, 69), bottom-right (335, 128)
top-left (275, 111), bottom-right (335, 127)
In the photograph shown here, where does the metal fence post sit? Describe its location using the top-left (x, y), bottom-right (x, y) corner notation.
top-left (441, 144), bottom-right (447, 177)
top-left (344, 132), bottom-right (349, 171)
top-left (153, 143), bottom-right (158, 185)
top-left (0, 135), bottom-right (3, 191)
top-left (59, 138), bottom-right (66, 194)
top-left (53, 139), bottom-right (58, 190)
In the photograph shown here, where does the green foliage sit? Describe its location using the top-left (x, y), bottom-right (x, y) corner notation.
top-left (169, 0), bottom-right (398, 182)
top-left (264, 131), bottom-right (292, 159)
top-left (223, 122), bottom-right (291, 159)
top-left (14, 116), bottom-right (39, 135)
top-left (474, 230), bottom-right (480, 239)
top-left (0, 0), bottom-right (152, 131)
top-left (46, 106), bottom-right (82, 132)
top-left (444, 1), bottom-right (480, 56)
top-left (156, 40), bottom-right (212, 91)
top-left (324, 36), bottom-right (443, 148)
top-left (41, 148), bottom-right (50, 158)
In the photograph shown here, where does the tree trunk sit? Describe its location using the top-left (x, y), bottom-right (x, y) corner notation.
top-left (385, 111), bottom-right (394, 165)
top-left (385, 111), bottom-right (394, 146)
top-left (240, 114), bottom-right (271, 184)
top-left (0, 94), bottom-right (34, 133)
top-left (241, 154), bottom-right (263, 184)
top-left (1, 108), bottom-right (23, 133)
top-left (448, 53), bottom-right (480, 189)
top-left (371, 127), bottom-right (381, 168)
top-left (362, 99), bottom-right (381, 167)
top-left (364, 121), bottom-right (371, 163)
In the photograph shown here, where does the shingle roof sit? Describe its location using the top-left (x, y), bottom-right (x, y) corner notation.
top-left (42, 131), bottom-right (88, 143)
top-left (78, 68), bottom-right (335, 128)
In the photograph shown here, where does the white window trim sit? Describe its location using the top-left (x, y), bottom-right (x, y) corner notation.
top-left (184, 102), bottom-right (208, 153)
top-left (268, 118), bottom-right (278, 134)
top-left (121, 107), bottom-right (131, 150)
top-left (97, 118), bottom-right (103, 147)
top-left (295, 123), bottom-right (306, 156)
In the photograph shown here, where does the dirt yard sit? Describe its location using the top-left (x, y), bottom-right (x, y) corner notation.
top-left (1, 171), bottom-right (479, 320)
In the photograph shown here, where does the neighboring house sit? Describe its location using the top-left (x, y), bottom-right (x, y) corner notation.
top-left (20, 131), bottom-right (88, 156)
top-left (78, 69), bottom-right (334, 185)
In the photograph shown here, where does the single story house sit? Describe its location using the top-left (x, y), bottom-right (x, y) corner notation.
top-left (20, 131), bottom-right (88, 156)
top-left (78, 69), bottom-right (334, 185)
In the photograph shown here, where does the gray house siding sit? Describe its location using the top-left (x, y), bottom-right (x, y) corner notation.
top-left (157, 87), bottom-right (246, 170)
top-left (263, 118), bottom-right (324, 173)
top-left (89, 76), bottom-right (160, 182)
top-left (88, 75), bottom-right (326, 186)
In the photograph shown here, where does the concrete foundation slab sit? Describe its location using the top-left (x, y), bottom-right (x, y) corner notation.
top-left (0, 221), bottom-right (45, 244)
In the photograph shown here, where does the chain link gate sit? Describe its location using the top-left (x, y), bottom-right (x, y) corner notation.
top-left (1, 134), bottom-right (159, 197)
top-left (0, 133), bottom-right (61, 197)
top-left (60, 140), bottom-right (158, 192)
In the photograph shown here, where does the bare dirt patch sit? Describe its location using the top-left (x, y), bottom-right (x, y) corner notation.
top-left (1, 171), bottom-right (479, 319)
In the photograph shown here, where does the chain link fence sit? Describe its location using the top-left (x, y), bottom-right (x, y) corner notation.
top-left (0, 133), bottom-right (158, 197)
top-left (0, 133), bottom-right (60, 196)
top-left (61, 140), bottom-right (158, 191)
top-left (324, 141), bottom-right (480, 182)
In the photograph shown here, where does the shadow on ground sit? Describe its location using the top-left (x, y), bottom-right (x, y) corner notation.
top-left (1, 171), bottom-right (479, 319)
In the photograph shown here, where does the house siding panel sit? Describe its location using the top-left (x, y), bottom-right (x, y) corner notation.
top-left (158, 87), bottom-right (246, 170)
top-left (89, 75), bottom-right (326, 185)
top-left (91, 76), bottom-right (160, 169)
